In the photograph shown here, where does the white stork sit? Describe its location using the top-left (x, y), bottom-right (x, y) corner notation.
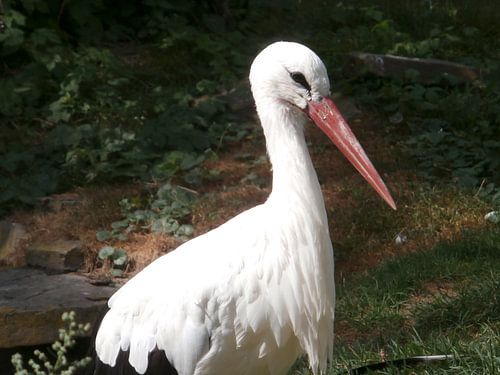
top-left (93, 41), bottom-right (396, 375)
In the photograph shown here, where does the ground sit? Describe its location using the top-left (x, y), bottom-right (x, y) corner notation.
top-left (9, 98), bottom-right (488, 277)
top-left (6, 95), bottom-right (497, 374)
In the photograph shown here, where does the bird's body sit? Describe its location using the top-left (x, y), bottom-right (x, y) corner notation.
top-left (93, 42), bottom-right (395, 375)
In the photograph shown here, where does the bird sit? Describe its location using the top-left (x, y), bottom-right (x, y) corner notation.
top-left (91, 41), bottom-right (396, 375)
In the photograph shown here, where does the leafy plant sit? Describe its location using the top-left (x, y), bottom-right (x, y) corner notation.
top-left (98, 246), bottom-right (128, 277)
top-left (94, 182), bottom-right (196, 276)
top-left (11, 311), bottom-right (91, 375)
top-left (323, 4), bottom-right (500, 200)
top-left (112, 182), bottom-right (196, 238)
top-left (349, 71), bottom-right (500, 198)
top-left (1, 0), bottom-right (499, 213)
top-left (148, 183), bottom-right (195, 236)
top-left (0, 0), bottom-right (250, 215)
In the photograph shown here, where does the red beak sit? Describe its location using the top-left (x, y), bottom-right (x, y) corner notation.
top-left (307, 97), bottom-right (396, 210)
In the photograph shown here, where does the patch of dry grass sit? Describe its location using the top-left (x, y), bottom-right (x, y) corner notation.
top-left (9, 184), bottom-right (142, 271)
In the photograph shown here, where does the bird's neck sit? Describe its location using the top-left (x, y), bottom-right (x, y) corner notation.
top-left (254, 100), bottom-right (335, 370)
top-left (258, 101), bottom-right (326, 217)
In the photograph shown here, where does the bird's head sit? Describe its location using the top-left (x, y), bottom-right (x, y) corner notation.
top-left (250, 41), bottom-right (396, 210)
top-left (250, 41), bottom-right (330, 110)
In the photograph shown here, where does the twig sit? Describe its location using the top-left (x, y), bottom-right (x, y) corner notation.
top-left (474, 178), bottom-right (486, 197)
top-left (177, 185), bottom-right (199, 195)
top-left (339, 354), bottom-right (453, 374)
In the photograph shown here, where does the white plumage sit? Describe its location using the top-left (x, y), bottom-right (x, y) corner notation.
top-left (95, 41), bottom-right (395, 375)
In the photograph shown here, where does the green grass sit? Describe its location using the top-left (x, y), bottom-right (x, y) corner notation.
top-left (333, 325), bottom-right (499, 374)
top-left (292, 227), bottom-right (500, 374)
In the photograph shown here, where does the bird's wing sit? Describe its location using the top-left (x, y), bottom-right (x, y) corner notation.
top-left (96, 200), bottom-right (334, 375)
top-left (192, 196), bottom-right (336, 375)
top-left (95, 204), bottom-right (272, 375)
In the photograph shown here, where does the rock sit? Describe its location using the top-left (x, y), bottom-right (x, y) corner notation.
top-left (346, 52), bottom-right (482, 83)
top-left (0, 222), bottom-right (29, 268)
top-left (0, 268), bottom-right (116, 348)
top-left (26, 239), bottom-right (84, 273)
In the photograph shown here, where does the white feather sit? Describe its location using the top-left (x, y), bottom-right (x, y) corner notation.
top-left (95, 41), bottom-right (335, 375)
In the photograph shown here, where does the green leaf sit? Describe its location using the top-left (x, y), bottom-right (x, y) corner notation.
top-left (113, 256), bottom-right (128, 266)
top-left (110, 268), bottom-right (124, 277)
top-left (176, 224), bottom-right (194, 237)
top-left (96, 231), bottom-right (111, 241)
top-left (111, 220), bottom-right (129, 230)
top-left (98, 246), bottom-right (115, 260)
top-left (107, 78), bottom-right (130, 86)
top-left (112, 248), bottom-right (127, 260)
top-left (152, 218), bottom-right (179, 234)
top-left (114, 233), bottom-right (128, 241)
top-left (6, 10), bottom-right (26, 27)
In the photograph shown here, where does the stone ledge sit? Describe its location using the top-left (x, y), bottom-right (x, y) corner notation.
top-left (0, 268), bottom-right (116, 348)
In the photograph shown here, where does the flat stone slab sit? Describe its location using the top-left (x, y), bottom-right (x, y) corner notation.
top-left (0, 268), bottom-right (116, 348)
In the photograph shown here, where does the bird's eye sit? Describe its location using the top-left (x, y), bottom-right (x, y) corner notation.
top-left (290, 72), bottom-right (311, 92)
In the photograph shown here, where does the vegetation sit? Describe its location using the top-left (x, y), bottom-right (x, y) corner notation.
top-left (1, 1), bottom-right (499, 215)
top-left (95, 182), bottom-right (197, 275)
top-left (327, 228), bottom-right (500, 374)
top-left (0, 0), bottom-right (248, 213)
top-left (309, 2), bottom-right (500, 199)
top-left (2, 0), bottom-right (499, 373)
top-left (11, 312), bottom-right (91, 375)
